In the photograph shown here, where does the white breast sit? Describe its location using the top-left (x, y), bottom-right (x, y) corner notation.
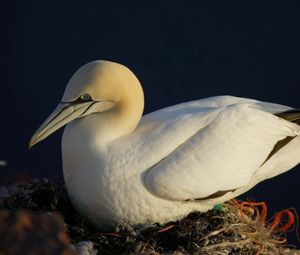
top-left (61, 96), bottom-right (300, 228)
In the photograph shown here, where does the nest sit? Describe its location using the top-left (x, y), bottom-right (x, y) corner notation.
top-left (0, 178), bottom-right (299, 255)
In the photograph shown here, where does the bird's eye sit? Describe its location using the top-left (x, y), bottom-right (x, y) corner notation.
top-left (79, 94), bottom-right (91, 102)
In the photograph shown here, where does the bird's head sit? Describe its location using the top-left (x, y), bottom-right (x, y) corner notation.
top-left (29, 60), bottom-right (144, 148)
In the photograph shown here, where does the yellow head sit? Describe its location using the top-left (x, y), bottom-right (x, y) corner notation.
top-left (29, 60), bottom-right (144, 148)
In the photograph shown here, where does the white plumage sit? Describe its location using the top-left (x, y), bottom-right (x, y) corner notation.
top-left (30, 60), bottom-right (300, 229)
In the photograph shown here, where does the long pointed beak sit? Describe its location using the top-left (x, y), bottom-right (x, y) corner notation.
top-left (29, 102), bottom-right (95, 148)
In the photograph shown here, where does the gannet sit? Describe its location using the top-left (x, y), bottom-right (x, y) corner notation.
top-left (30, 60), bottom-right (300, 229)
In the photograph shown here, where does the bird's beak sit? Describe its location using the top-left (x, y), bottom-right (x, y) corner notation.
top-left (29, 102), bottom-right (95, 148)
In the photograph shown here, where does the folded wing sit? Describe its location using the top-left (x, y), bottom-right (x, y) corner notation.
top-left (143, 103), bottom-right (300, 201)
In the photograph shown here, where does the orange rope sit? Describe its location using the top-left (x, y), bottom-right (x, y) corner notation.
top-left (270, 209), bottom-right (295, 232)
top-left (97, 232), bottom-right (121, 237)
top-left (234, 199), bottom-right (298, 246)
top-left (157, 224), bottom-right (176, 233)
top-left (239, 201), bottom-right (267, 223)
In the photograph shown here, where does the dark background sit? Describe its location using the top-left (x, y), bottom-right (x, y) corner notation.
top-left (1, 0), bottom-right (300, 246)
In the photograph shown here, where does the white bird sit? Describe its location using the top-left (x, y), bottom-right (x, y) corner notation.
top-left (30, 60), bottom-right (300, 229)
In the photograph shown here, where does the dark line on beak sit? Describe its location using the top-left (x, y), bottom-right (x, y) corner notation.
top-left (37, 104), bottom-right (74, 139)
top-left (44, 104), bottom-right (71, 130)
top-left (38, 101), bottom-right (97, 140)
top-left (79, 101), bottom-right (98, 117)
top-left (61, 97), bottom-right (94, 105)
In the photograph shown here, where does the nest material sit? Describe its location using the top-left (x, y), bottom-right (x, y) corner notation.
top-left (0, 209), bottom-right (76, 255)
top-left (0, 178), bottom-right (299, 255)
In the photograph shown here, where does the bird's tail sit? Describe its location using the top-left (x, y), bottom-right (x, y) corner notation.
top-left (276, 109), bottom-right (300, 125)
top-left (263, 109), bottom-right (300, 162)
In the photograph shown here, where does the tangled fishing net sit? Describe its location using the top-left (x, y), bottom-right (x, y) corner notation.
top-left (0, 177), bottom-right (299, 254)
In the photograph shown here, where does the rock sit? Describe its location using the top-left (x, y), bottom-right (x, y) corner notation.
top-left (0, 210), bottom-right (76, 255)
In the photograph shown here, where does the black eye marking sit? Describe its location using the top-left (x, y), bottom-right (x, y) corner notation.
top-left (61, 94), bottom-right (93, 104)
top-left (79, 93), bottom-right (91, 102)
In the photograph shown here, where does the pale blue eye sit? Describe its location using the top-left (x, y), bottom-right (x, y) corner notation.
top-left (80, 94), bottom-right (91, 102)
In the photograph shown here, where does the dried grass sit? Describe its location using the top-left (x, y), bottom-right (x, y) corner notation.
top-left (1, 178), bottom-right (300, 255)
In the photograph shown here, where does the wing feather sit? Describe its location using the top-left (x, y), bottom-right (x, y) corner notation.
top-left (143, 104), bottom-right (300, 201)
